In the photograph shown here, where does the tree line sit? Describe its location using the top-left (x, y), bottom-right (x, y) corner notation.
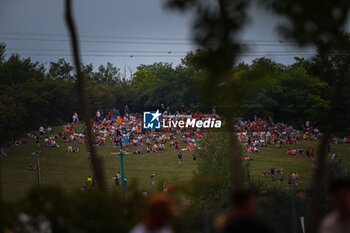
top-left (0, 43), bottom-right (349, 144)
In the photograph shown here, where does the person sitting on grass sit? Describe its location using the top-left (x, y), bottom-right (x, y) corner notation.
top-left (147, 147), bottom-right (152, 153)
top-left (82, 183), bottom-right (88, 191)
top-left (152, 144), bottom-right (158, 152)
top-left (123, 177), bottom-right (127, 186)
top-left (133, 146), bottom-right (143, 154)
top-left (159, 143), bottom-right (164, 151)
top-left (49, 139), bottom-right (58, 148)
top-left (96, 137), bottom-right (105, 146)
top-left (242, 154), bottom-right (252, 161)
top-left (298, 147), bottom-right (303, 154)
top-left (62, 135), bottom-right (68, 143)
top-left (44, 137), bottom-right (49, 147)
top-left (0, 148), bottom-right (7, 158)
top-left (47, 126), bottom-right (52, 133)
top-left (133, 138), bottom-right (138, 146)
top-left (92, 176), bottom-right (97, 189)
top-left (331, 152), bottom-right (337, 160)
top-left (73, 145), bottom-right (79, 152)
top-left (26, 163), bottom-right (34, 170)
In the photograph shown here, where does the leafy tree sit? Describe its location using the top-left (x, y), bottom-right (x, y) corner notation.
top-left (0, 43), bottom-right (6, 63)
top-left (0, 54), bottom-right (45, 86)
top-left (93, 62), bottom-right (121, 86)
top-left (48, 58), bottom-right (74, 81)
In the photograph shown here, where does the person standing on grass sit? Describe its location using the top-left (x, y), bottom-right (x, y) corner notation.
top-left (124, 104), bottom-right (129, 116)
top-left (116, 171), bottom-right (121, 186)
top-left (177, 151), bottom-right (183, 165)
top-left (176, 141), bottom-right (180, 151)
top-left (35, 134), bottom-right (40, 148)
top-left (270, 167), bottom-right (275, 182)
top-left (193, 154), bottom-right (197, 164)
top-left (163, 182), bottom-right (168, 192)
top-left (292, 173), bottom-right (296, 185)
top-left (115, 172), bottom-right (120, 187)
top-left (338, 154), bottom-right (342, 164)
top-left (331, 152), bottom-right (337, 160)
top-left (39, 126), bottom-right (44, 137)
top-left (151, 171), bottom-right (156, 185)
top-left (279, 171), bottom-right (284, 185)
top-left (72, 112), bottom-right (79, 124)
top-left (87, 152), bottom-right (91, 164)
top-left (306, 148), bottom-right (311, 159)
top-left (288, 175), bottom-right (292, 185)
top-left (96, 109), bottom-right (101, 120)
top-left (295, 172), bottom-right (299, 186)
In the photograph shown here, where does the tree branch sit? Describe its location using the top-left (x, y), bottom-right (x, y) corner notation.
top-left (64, 0), bottom-right (106, 190)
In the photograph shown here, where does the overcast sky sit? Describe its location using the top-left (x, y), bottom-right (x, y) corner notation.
top-left (1, 0), bottom-right (348, 72)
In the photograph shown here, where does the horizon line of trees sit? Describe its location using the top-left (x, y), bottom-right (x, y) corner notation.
top-left (0, 42), bottom-right (349, 145)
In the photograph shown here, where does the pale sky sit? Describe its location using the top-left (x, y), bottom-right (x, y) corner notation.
top-left (1, 0), bottom-right (347, 72)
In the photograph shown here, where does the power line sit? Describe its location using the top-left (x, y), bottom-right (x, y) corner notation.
top-left (0, 36), bottom-right (313, 47)
top-left (6, 48), bottom-right (188, 54)
top-left (0, 37), bottom-right (195, 45)
top-left (0, 31), bottom-right (298, 43)
top-left (6, 47), bottom-right (319, 54)
top-left (0, 32), bottom-right (190, 41)
top-left (8, 53), bottom-right (321, 58)
top-left (7, 48), bottom-right (343, 57)
top-left (11, 53), bottom-right (186, 58)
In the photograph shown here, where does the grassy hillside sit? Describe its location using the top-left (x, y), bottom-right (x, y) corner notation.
top-left (1, 125), bottom-right (349, 201)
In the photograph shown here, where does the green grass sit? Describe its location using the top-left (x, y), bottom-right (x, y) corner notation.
top-left (248, 140), bottom-right (350, 189)
top-left (1, 125), bottom-right (349, 201)
top-left (1, 126), bottom-right (197, 201)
